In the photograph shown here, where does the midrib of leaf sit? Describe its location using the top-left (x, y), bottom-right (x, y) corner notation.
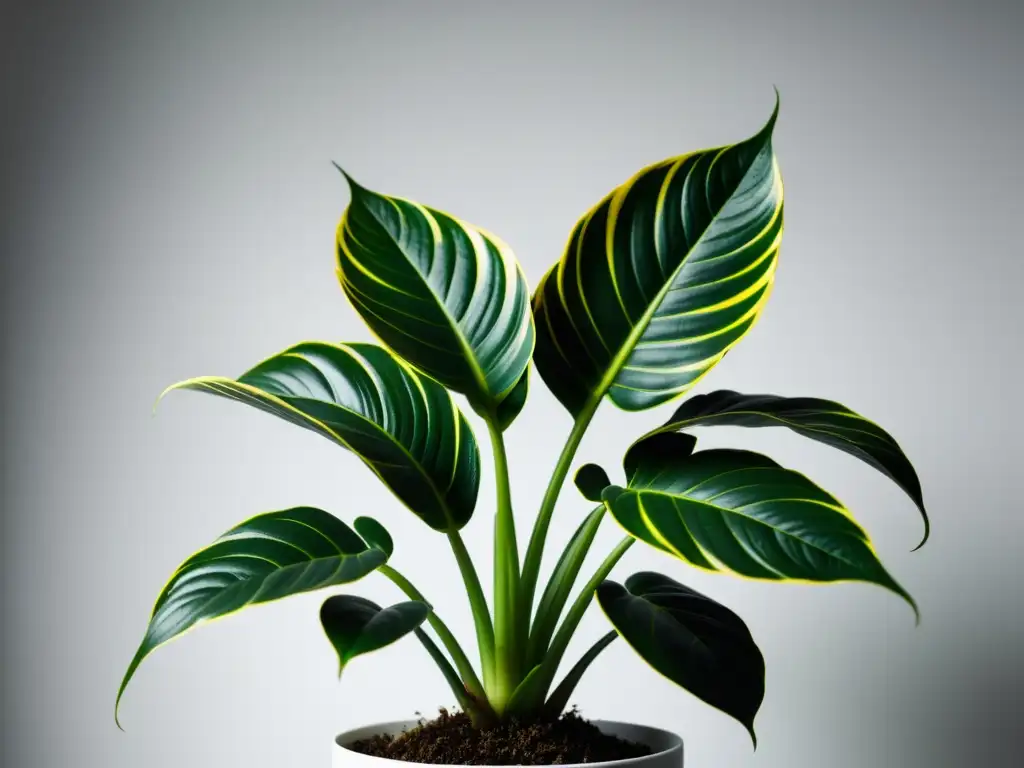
top-left (582, 142), bottom-right (771, 413)
top-left (171, 364), bottom-right (463, 530)
top-left (360, 196), bottom-right (496, 408)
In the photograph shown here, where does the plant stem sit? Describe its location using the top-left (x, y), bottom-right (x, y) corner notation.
top-left (520, 396), bottom-right (602, 623)
top-left (379, 564), bottom-right (488, 702)
top-left (526, 505), bottom-right (605, 668)
top-left (413, 628), bottom-right (476, 716)
top-left (530, 537), bottom-right (634, 705)
top-left (448, 529), bottom-right (496, 692)
top-left (543, 631), bottom-right (618, 718)
top-left (486, 416), bottom-right (520, 713)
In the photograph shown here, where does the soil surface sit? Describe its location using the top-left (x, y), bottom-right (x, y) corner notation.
top-left (348, 708), bottom-right (653, 765)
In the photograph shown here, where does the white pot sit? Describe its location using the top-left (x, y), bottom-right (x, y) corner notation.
top-left (333, 720), bottom-right (683, 768)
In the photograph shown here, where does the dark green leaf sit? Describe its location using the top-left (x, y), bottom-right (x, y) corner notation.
top-left (623, 432), bottom-right (696, 484)
top-left (159, 341), bottom-right (480, 532)
top-left (320, 595), bottom-right (429, 676)
top-left (336, 171), bottom-right (535, 427)
top-left (597, 572), bottom-right (764, 745)
top-left (574, 464), bottom-right (612, 502)
top-left (116, 507), bottom-right (386, 725)
top-left (639, 390), bottom-right (929, 548)
top-left (532, 95), bottom-right (783, 417)
top-left (606, 446), bottom-right (918, 618)
top-left (495, 367), bottom-right (531, 431)
top-left (354, 516), bottom-right (394, 558)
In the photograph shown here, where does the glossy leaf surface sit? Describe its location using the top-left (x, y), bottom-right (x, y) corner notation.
top-left (320, 595), bottom-right (429, 676)
top-left (597, 572), bottom-right (764, 743)
top-left (116, 507), bottom-right (386, 723)
top-left (160, 341), bottom-right (480, 532)
top-left (574, 464), bottom-right (612, 503)
top-left (639, 390), bottom-right (929, 547)
top-left (336, 172), bottom-right (535, 426)
top-left (533, 97), bottom-right (783, 417)
top-left (604, 442), bottom-right (917, 616)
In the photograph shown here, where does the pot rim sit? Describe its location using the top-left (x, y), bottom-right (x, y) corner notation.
top-left (333, 718), bottom-right (683, 768)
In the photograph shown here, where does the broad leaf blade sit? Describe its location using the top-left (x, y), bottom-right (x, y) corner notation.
top-left (606, 447), bottom-right (918, 618)
top-left (160, 341), bottom-right (480, 532)
top-left (116, 507), bottom-right (386, 725)
top-left (640, 390), bottom-right (929, 548)
top-left (597, 572), bottom-right (764, 745)
top-left (336, 172), bottom-right (535, 426)
top-left (533, 96), bottom-right (783, 417)
top-left (320, 596), bottom-right (429, 676)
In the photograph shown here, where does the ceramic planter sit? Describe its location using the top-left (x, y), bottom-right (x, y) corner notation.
top-left (332, 720), bottom-right (683, 768)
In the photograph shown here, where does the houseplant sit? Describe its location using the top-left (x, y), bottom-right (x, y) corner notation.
top-left (116, 92), bottom-right (928, 765)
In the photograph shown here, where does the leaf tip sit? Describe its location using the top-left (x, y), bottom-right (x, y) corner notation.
top-left (333, 162), bottom-right (365, 195)
top-left (911, 512), bottom-right (930, 552)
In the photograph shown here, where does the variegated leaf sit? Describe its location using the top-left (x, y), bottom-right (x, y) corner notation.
top-left (159, 341), bottom-right (480, 532)
top-left (336, 172), bottom-right (535, 428)
top-left (116, 507), bottom-right (386, 724)
top-left (604, 438), bottom-right (918, 618)
top-left (533, 96), bottom-right (783, 417)
top-left (636, 390), bottom-right (930, 547)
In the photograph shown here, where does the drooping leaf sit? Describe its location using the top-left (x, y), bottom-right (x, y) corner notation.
top-left (637, 390), bottom-right (929, 548)
top-left (532, 95), bottom-right (783, 418)
top-left (354, 516), bottom-right (394, 558)
top-left (335, 171), bottom-right (535, 427)
top-left (604, 445), bottom-right (918, 618)
top-left (159, 341), bottom-right (480, 532)
top-left (574, 463), bottom-right (612, 502)
top-left (596, 572), bottom-right (764, 745)
top-left (320, 595), bottom-right (430, 676)
top-left (116, 507), bottom-right (386, 725)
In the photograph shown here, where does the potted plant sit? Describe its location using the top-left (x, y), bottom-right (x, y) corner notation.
top-left (116, 92), bottom-right (928, 766)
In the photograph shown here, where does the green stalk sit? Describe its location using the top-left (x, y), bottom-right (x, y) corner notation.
top-left (486, 416), bottom-right (520, 713)
top-left (527, 537), bottom-right (634, 707)
top-left (543, 631), bottom-right (618, 718)
top-left (526, 505), bottom-right (605, 668)
top-left (448, 530), bottom-right (496, 692)
top-left (379, 564), bottom-right (488, 703)
top-left (412, 628), bottom-right (476, 716)
top-left (520, 395), bottom-right (602, 621)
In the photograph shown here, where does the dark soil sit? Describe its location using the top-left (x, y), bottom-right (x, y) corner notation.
top-left (348, 707), bottom-right (652, 765)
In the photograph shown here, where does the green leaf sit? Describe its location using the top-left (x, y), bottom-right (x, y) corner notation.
top-left (596, 572), bottom-right (764, 745)
top-left (335, 170), bottom-right (536, 427)
top-left (604, 444), bottom-right (918, 618)
top-left (320, 595), bottom-right (430, 676)
top-left (116, 507), bottom-right (386, 726)
top-left (354, 516), bottom-right (394, 558)
top-left (159, 341), bottom-right (480, 532)
top-left (574, 463), bottom-right (612, 502)
top-left (532, 94), bottom-right (783, 418)
top-left (637, 390), bottom-right (930, 548)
